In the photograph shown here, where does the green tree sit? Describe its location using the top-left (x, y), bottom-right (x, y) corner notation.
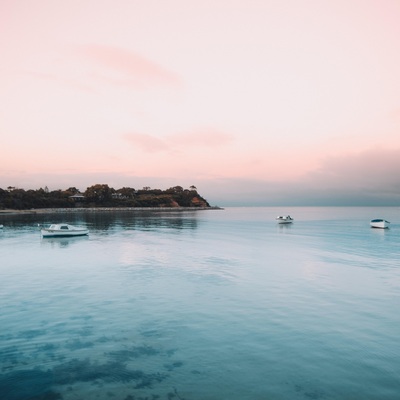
top-left (84, 184), bottom-right (114, 204)
top-left (66, 187), bottom-right (80, 195)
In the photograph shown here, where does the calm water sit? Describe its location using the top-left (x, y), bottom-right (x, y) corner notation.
top-left (1, 207), bottom-right (399, 400)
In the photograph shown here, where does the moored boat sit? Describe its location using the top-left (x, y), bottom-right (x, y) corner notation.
top-left (41, 224), bottom-right (89, 237)
top-left (276, 215), bottom-right (293, 224)
top-left (370, 219), bottom-right (390, 229)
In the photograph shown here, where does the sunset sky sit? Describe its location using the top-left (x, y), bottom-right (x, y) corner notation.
top-left (1, 0), bottom-right (400, 205)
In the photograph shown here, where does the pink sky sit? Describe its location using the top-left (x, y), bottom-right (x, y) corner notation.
top-left (1, 0), bottom-right (400, 205)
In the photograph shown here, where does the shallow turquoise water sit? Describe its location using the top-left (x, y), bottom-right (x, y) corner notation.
top-left (1, 207), bottom-right (400, 400)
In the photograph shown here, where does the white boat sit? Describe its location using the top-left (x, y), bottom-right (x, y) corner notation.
top-left (41, 224), bottom-right (89, 237)
top-left (370, 219), bottom-right (390, 229)
top-left (276, 215), bottom-right (294, 224)
top-left (0, 224), bottom-right (3, 229)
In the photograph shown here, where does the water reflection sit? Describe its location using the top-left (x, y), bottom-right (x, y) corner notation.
top-left (84, 211), bottom-right (199, 232)
top-left (0, 210), bottom-right (200, 233)
top-left (41, 236), bottom-right (89, 248)
top-left (276, 223), bottom-right (293, 234)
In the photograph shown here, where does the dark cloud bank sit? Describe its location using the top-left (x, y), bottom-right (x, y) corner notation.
top-left (207, 148), bottom-right (400, 206)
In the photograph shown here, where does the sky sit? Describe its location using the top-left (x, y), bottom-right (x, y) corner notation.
top-left (1, 0), bottom-right (400, 206)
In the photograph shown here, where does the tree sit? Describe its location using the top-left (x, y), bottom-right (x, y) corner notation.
top-left (0, 184), bottom-right (211, 209)
top-left (116, 187), bottom-right (136, 198)
top-left (84, 184), bottom-right (114, 203)
top-left (167, 186), bottom-right (183, 193)
top-left (66, 187), bottom-right (80, 195)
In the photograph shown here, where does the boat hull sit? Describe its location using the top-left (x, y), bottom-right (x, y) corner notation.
top-left (370, 219), bottom-right (390, 229)
top-left (41, 229), bottom-right (89, 238)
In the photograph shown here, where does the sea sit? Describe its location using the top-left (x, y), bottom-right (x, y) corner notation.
top-left (0, 207), bottom-right (399, 400)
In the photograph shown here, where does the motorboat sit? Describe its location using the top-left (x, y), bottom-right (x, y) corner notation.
top-left (41, 224), bottom-right (89, 237)
top-left (276, 215), bottom-right (294, 224)
top-left (370, 219), bottom-right (390, 229)
top-left (0, 224), bottom-right (3, 229)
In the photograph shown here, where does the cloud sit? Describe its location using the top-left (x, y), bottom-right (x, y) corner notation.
top-left (198, 147), bottom-right (400, 206)
top-left (122, 132), bottom-right (169, 153)
top-left (122, 129), bottom-right (234, 153)
top-left (307, 147), bottom-right (400, 190)
top-left (77, 44), bottom-right (181, 88)
top-left (169, 129), bottom-right (234, 147)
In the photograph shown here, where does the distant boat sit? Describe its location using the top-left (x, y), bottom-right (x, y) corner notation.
top-left (0, 224), bottom-right (3, 229)
top-left (41, 224), bottom-right (89, 237)
top-left (276, 215), bottom-right (294, 224)
top-left (370, 219), bottom-right (390, 229)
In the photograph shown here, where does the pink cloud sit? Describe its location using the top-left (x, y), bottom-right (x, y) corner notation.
top-left (122, 132), bottom-right (169, 153)
top-left (122, 129), bottom-right (234, 153)
top-left (77, 44), bottom-right (181, 88)
top-left (169, 129), bottom-right (234, 147)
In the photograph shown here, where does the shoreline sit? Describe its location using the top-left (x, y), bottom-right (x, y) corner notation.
top-left (0, 206), bottom-right (223, 215)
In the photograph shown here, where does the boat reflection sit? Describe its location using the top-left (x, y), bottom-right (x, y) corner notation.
top-left (41, 235), bottom-right (89, 248)
top-left (276, 223), bottom-right (293, 233)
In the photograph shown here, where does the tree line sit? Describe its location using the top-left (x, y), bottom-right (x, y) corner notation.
top-left (0, 184), bottom-right (210, 210)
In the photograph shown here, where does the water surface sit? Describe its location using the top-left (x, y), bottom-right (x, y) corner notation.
top-left (1, 207), bottom-right (400, 399)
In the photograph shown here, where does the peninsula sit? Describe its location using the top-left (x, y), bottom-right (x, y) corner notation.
top-left (0, 184), bottom-right (219, 211)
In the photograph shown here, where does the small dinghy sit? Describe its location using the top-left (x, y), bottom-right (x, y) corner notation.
top-left (370, 219), bottom-right (390, 229)
top-left (276, 215), bottom-right (294, 224)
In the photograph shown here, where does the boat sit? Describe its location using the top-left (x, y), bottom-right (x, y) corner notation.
top-left (276, 215), bottom-right (294, 224)
top-left (0, 224), bottom-right (3, 229)
top-left (370, 219), bottom-right (390, 229)
top-left (41, 224), bottom-right (89, 237)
